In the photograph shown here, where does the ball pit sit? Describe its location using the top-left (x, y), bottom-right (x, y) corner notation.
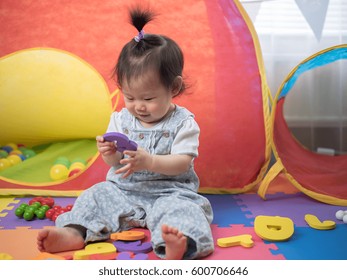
top-left (0, 143), bottom-right (37, 172)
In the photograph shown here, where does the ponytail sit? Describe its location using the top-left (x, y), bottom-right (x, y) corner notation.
top-left (114, 6), bottom-right (187, 96)
top-left (129, 6), bottom-right (155, 33)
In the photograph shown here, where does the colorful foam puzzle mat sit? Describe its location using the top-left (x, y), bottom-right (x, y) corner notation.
top-left (1, 183), bottom-right (346, 260)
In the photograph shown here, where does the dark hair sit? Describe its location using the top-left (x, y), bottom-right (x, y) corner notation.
top-left (113, 6), bottom-right (186, 96)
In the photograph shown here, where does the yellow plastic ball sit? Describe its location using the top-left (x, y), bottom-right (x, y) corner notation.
top-left (9, 149), bottom-right (23, 156)
top-left (6, 143), bottom-right (18, 150)
top-left (50, 164), bottom-right (69, 181)
top-left (0, 158), bottom-right (12, 171)
top-left (7, 154), bottom-right (22, 165)
top-left (69, 162), bottom-right (86, 171)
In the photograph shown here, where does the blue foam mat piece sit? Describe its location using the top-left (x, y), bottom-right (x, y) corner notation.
top-left (203, 194), bottom-right (253, 227)
top-left (269, 224), bottom-right (347, 260)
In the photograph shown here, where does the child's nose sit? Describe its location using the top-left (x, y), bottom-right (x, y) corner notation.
top-left (135, 102), bottom-right (146, 111)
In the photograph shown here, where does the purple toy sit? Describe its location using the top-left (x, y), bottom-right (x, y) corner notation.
top-left (116, 252), bottom-right (148, 260)
top-left (113, 240), bottom-right (153, 254)
top-left (103, 132), bottom-right (138, 152)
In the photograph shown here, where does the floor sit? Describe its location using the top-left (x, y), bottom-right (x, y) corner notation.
top-left (1, 177), bottom-right (346, 260)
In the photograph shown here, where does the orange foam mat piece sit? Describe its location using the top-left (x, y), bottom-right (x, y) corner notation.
top-left (0, 227), bottom-right (43, 259)
top-left (0, 226), bottom-right (81, 260)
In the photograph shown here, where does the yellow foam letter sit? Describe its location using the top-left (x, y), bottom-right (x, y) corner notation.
top-left (74, 242), bottom-right (116, 260)
top-left (217, 234), bottom-right (254, 248)
top-left (254, 215), bottom-right (294, 241)
top-left (304, 214), bottom-right (335, 230)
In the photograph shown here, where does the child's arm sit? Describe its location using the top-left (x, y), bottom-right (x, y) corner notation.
top-left (116, 148), bottom-right (193, 178)
top-left (96, 135), bottom-right (123, 166)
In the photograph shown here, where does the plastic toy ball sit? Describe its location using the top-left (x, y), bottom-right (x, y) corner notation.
top-left (0, 150), bottom-right (8, 158)
top-left (23, 149), bottom-right (36, 159)
top-left (30, 197), bottom-right (55, 208)
top-left (69, 162), bottom-right (86, 171)
top-left (335, 210), bottom-right (346, 220)
top-left (0, 158), bottom-right (12, 171)
top-left (7, 154), bottom-right (22, 165)
top-left (1, 145), bottom-right (13, 153)
top-left (41, 197), bottom-right (55, 208)
top-left (54, 156), bottom-right (70, 168)
top-left (71, 158), bottom-right (87, 165)
top-left (50, 164), bottom-right (69, 181)
top-left (18, 146), bottom-right (27, 152)
top-left (18, 154), bottom-right (26, 161)
top-left (45, 209), bottom-right (55, 219)
top-left (336, 210), bottom-right (347, 224)
top-left (35, 209), bottom-right (46, 219)
top-left (18, 203), bottom-right (29, 209)
top-left (6, 143), bottom-right (18, 150)
top-left (68, 168), bottom-right (82, 177)
top-left (23, 210), bottom-right (35, 221)
top-left (9, 150), bottom-right (23, 156)
top-left (15, 207), bottom-right (25, 217)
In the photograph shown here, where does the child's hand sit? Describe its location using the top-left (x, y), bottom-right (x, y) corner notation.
top-left (96, 135), bottom-right (117, 156)
top-left (115, 148), bottom-right (153, 178)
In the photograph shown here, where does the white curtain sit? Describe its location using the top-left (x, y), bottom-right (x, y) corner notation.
top-left (242, 0), bottom-right (347, 154)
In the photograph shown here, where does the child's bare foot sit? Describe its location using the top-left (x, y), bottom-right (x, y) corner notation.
top-left (37, 227), bottom-right (85, 253)
top-left (161, 224), bottom-right (187, 260)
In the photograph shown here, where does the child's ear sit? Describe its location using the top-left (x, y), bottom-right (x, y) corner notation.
top-left (171, 76), bottom-right (183, 97)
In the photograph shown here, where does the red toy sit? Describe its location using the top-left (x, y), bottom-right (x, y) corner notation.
top-left (46, 204), bottom-right (74, 221)
top-left (29, 196), bottom-right (54, 208)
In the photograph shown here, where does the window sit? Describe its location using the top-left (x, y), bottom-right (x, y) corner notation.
top-left (242, 0), bottom-right (347, 154)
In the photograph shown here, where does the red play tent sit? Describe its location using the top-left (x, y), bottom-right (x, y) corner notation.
top-left (259, 45), bottom-right (347, 206)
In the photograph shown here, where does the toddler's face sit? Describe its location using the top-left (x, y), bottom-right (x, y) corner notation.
top-left (121, 72), bottom-right (175, 127)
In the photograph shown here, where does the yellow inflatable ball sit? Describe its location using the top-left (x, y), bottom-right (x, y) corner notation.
top-left (50, 164), bottom-right (69, 181)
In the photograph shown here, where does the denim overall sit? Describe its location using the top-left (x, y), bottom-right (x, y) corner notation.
top-left (56, 106), bottom-right (214, 259)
